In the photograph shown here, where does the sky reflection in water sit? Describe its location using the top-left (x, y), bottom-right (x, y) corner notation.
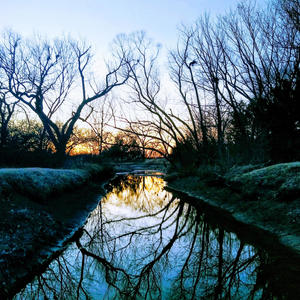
top-left (15, 175), bottom-right (299, 299)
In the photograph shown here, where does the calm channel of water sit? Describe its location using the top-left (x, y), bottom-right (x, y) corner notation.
top-left (14, 174), bottom-right (300, 299)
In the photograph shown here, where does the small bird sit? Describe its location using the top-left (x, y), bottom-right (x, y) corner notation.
top-left (189, 60), bottom-right (197, 67)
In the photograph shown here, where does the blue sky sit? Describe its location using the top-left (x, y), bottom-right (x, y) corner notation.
top-left (0, 0), bottom-right (264, 56)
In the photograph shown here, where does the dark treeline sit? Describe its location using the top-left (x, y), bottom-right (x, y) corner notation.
top-left (0, 0), bottom-right (299, 168)
top-left (117, 0), bottom-right (299, 169)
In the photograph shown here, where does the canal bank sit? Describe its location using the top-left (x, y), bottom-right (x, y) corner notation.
top-left (1, 160), bottom-right (300, 298)
top-left (165, 162), bottom-right (300, 256)
top-left (0, 164), bottom-right (114, 298)
top-left (13, 173), bottom-right (300, 299)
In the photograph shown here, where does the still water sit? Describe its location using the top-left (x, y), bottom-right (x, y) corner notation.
top-left (15, 175), bottom-right (300, 299)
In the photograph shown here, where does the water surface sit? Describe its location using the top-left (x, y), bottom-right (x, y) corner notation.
top-left (15, 175), bottom-right (300, 299)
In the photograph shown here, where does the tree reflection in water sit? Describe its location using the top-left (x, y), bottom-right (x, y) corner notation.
top-left (15, 175), bottom-right (300, 299)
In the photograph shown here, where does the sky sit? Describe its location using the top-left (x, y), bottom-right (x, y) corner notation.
top-left (0, 0), bottom-right (268, 139)
top-left (0, 0), bottom-right (265, 58)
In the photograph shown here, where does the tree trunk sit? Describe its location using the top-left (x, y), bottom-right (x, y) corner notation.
top-left (55, 143), bottom-right (67, 167)
top-left (0, 123), bottom-right (8, 149)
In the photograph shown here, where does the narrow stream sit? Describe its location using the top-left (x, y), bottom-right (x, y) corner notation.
top-left (14, 174), bottom-right (300, 299)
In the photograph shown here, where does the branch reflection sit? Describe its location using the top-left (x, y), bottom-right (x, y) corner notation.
top-left (15, 175), bottom-right (300, 299)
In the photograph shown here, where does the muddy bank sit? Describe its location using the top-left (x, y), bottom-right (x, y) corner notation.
top-left (0, 165), bottom-right (113, 299)
top-left (166, 162), bottom-right (300, 256)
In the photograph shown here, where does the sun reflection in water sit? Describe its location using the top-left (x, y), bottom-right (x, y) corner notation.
top-left (101, 175), bottom-right (175, 216)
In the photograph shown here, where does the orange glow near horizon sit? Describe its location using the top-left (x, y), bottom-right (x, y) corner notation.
top-left (69, 143), bottom-right (98, 156)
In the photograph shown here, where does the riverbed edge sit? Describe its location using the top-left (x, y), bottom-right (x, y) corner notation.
top-left (165, 164), bottom-right (300, 257)
top-left (0, 164), bottom-right (114, 298)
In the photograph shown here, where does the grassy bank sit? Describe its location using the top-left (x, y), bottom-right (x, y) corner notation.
top-left (166, 162), bottom-right (300, 255)
top-left (227, 162), bottom-right (300, 202)
top-left (0, 163), bottom-right (113, 202)
top-left (0, 163), bottom-right (113, 298)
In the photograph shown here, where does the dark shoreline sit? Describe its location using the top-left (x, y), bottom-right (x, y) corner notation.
top-left (0, 181), bottom-right (107, 299)
top-left (1, 160), bottom-right (299, 298)
top-left (166, 172), bottom-right (300, 257)
top-left (167, 185), bottom-right (300, 258)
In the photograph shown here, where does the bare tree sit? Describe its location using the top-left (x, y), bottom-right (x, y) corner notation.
top-left (217, 0), bottom-right (299, 161)
top-left (113, 32), bottom-right (191, 159)
top-left (0, 89), bottom-right (18, 149)
top-left (169, 27), bottom-right (208, 153)
top-left (0, 30), bottom-right (131, 163)
top-left (169, 20), bottom-right (231, 161)
top-left (170, 0), bottom-right (299, 164)
top-left (80, 95), bottom-right (115, 155)
top-left (280, 0), bottom-right (300, 31)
